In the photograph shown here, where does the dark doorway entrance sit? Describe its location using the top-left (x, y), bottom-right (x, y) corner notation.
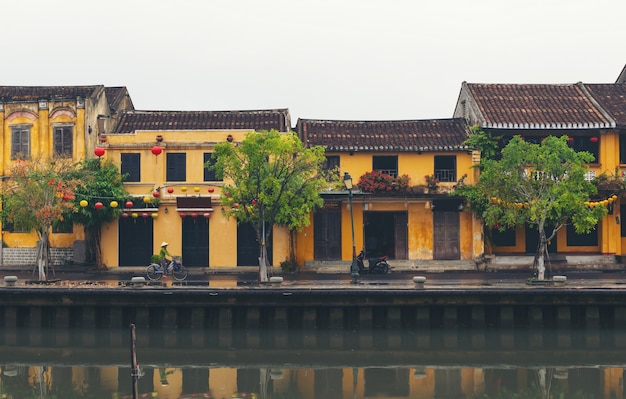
top-left (314, 207), bottom-right (342, 260)
top-left (119, 217), bottom-right (154, 266)
top-left (182, 217), bottom-right (209, 267)
top-left (363, 211), bottom-right (408, 259)
top-left (525, 224), bottom-right (557, 254)
top-left (237, 222), bottom-right (273, 266)
top-left (432, 200), bottom-right (461, 260)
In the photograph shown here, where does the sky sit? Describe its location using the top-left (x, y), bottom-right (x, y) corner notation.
top-left (2, 0), bottom-right (626, 124)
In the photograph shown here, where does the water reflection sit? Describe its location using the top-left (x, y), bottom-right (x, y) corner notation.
top-left (0, 328), bottom-right (624, 398)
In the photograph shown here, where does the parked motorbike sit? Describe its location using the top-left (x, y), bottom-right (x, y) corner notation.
top-left (356, 249), bottom-right (390, 274)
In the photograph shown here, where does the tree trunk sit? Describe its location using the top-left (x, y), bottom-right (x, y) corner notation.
top-left (37, 231), bottom-right (49, 281)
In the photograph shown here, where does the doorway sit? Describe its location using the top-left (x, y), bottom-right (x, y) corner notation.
top-left (182, 217), bottom-right (209, 267)
top-left (363, 211), bottom-right (408, 259)
top-left (119, 217), bottom-right (154, 266)
top-left (237, 222), bottom-right (273, 266)
top-left (314, 208), bottom-right (342, 260)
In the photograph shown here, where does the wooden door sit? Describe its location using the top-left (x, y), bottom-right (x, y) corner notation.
top-left (119, 217), bottom-right (154, 266)
top-left (394, 212), bottom-right (408, 259)
top-left (314, 209), bottom-right (342, 260)
top-left (433, 211), bottom-right (460, 260)
top-left (182, 217), bottom-right (209, 267)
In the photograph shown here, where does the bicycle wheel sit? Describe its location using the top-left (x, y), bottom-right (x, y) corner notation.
top-left (146, 264), bottom-right (161, 281)
top-left (172, 265), bottom-right (188, 281)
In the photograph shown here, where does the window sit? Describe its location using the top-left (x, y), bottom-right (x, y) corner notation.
top-left (53, 126), bottom-right (73, 157)
top-left (568, 136), bottom-right (599, 163)
top-left (491, 227), bottom-right (516, 247)
top-left (52, 218), bottom-right (73, 233)
top-left (373, 156), bottom-right (398, 177)
top-left (203, 153), bottom-right (221, 181)
top-left (323, 155), bottom-right (340, 172)
top-left (166, 153), bottom-right (186, 181)
top-left (121, 153), bottom-right (141, 182)
top-left (566, 223), bottom-right (598, 246)
top-left (434, 155), bottom-right (456, 182)
top-left (11, 125), bottom-right (30, 159)
top-left (620, 134), bottom-right (626, 164)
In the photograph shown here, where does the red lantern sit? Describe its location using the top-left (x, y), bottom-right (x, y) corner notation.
top-left (125, 201), bottom-right (134, 208)
top-left (590, 136), bottom-right (599, 143)
top-left (153, 191), bottom-right (160, 198)
top-left (233, 203), bottom-right (239, 209)
top-left (167, 187), bottom-right (174, 194)
top-left (151, 146), bottom-right (163, 156)
top-left (208, 188), bottom-right (214, 193)
top-left (94, 147), bottom-right (105, 157)
top-left (567, 137), bottom-right (575, 142)
top-left (203, 212), bottom-right (211, 219)
top-left (62, 194), bottom-right (71, 201)
top-left (251, 199), bottom-right (257, 205)
top-left (179, 212), bottom-right (186, 218)
top-left (142, 212), bottom-right (149, 218)
top-left (95, 202), bottom-right (103, 209)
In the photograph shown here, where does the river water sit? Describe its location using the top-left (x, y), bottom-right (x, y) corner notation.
top-left (0, 327), bottom-right (624, 398)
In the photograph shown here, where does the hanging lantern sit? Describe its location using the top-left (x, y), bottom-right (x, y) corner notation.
top-left (110, 200), bottom-right (119, 208)
top-left (153, 191), bottom-right (160, 198)
top-left (151, 146), bottom-right (163, 156)
top-left (194, 187), bottom-right (200, 193)
top-left (567, 137), bottom-right (575, 142)
top-left (79, 200), bottom-right (88, 207)
top-left (590, 136), bottom-right (599, 143)
top-left (208, 188), bottom-right (214, 193)
top-left (179, 212), bottom-right (186, 218)
top-left (251, 199), bottom-right (257, 205)
top-left (203, 212), bottom-right (211, 219)
top-left (125, 201), bottom-right (134, 208)
top-left (95, 202), bottom-right (104, 209)
top-left (233, 203), bottom-right (239, 209)
top-left (191, 212), bottom-right (198, 218)
top-left (62, 194), bottom-right (71, 201)
top-left (94, 147), bottom-right (105, 157)
top-left (151, 212), bottom-right (158, 219)
top-left (143, 196), bottom-right (151, 203)
top-left (131, 212), bottom-right (139, 219)
top-left (181, 186), bottom-right (188, 193)
top-left (167, 187), bottom-right (174, 194)
top-left (142, 212), bottom-right (149, 218)
top-left (121, 212), bottom-right (129, 218)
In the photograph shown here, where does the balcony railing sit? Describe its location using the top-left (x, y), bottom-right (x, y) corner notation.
top-left (434, 169), bottom-right (456, 183)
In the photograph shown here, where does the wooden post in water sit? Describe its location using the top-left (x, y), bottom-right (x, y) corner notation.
top-left (130, 323), bottom-right (139, 399)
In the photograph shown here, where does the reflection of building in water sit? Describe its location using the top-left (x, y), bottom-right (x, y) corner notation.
top-left (0, 365), bottom-right (624, 398)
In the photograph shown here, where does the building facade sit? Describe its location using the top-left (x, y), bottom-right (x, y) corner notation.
top-left (295, 118), bottom-right (482, 266)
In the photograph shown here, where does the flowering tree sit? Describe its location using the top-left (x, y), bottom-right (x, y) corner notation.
top-left (1, 159), bottom-right (83, 280)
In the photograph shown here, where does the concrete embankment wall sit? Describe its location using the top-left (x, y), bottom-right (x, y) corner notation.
top-left (0, 286), bottom-right (625, 351)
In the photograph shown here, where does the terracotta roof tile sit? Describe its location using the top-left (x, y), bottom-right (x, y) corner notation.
top-left (113, 109), bottom-right (290, 133)
top-left (465, 83), bottom-right (613, 129)
top-left (0, 85), bottom-right (102, 102)
top-left (296, 118), bottom-right (469, 152)
top-left (583, 84), bottom-right (626, 127)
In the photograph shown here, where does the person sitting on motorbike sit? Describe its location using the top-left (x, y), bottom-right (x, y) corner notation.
top-left (159, 242), bottom-right (172, 278)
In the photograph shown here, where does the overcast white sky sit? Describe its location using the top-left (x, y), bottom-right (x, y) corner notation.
top-left (2, 0), bottom-right (625, 123)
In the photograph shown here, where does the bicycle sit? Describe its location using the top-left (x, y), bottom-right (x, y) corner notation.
top-left (146, 256), bottom-right (188, 281)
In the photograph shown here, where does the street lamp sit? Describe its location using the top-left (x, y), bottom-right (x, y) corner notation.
top-left (343, 172), bottom-right (359, 283)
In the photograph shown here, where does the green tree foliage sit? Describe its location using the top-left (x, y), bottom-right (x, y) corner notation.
top-left (67, 158), bottom-right (130, 270)
top-left (458, 135), bottom-right (607, 280)
top-left (211, 130), bottom-right (327, 281)
top-left (1, 158), bottom-right (83, 280)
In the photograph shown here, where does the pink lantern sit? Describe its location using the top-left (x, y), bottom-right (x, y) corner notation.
top-left (179, 212), bottom-right (186, 218)
top-left (203, 212), bottom-right (211, 219)
top-left (121, 212), bottom-right (129, 218)
top-left (191, 213), bottom-right (198, 218)
top-left (141, 212), bottom-right (149, 218)
top-left (151, 146), bottom-right (163, 156)
top-left (94, 147), bottom-right (105, 157)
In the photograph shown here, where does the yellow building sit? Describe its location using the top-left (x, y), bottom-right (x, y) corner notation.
top-left (295, 118), bottom-right (482, 267)
top-left (453, 82), bottom-right (626, 264)
top-left (0, 85), bottom-right (133, 266)
top-left (99, 109), bottom-right (292, 268)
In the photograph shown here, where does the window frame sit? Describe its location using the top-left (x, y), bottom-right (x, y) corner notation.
top-left (121, 153), bottom-right (141, 182)
top-left (11, 125), bottom-right (31, 160)
top-left (53, 124), bottom-right (73, 157)
top-left (372, 155), bottom-right (398, 178)
top-left (203, 152), bottom-right (222, 182)
top-left (166, 152), bottom-right (187, 182)
top-left (434, 155), bottom-right (457, 182)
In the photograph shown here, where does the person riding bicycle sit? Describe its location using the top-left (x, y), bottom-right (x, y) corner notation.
top-left (159, 242), bottom-right (172, 278)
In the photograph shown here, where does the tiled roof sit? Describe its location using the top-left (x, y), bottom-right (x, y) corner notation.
top-left (296, 118), bottom-right (469, 152)
top-left (0, 85), bottom-right (103, 102)
top-left (583, 84), bottom-right (626, 127)
top-left (464, 83), bottom-right (614, 129)
top-left (113, 109), bottom-right (291, 133)
top-left (104, 86), bottom-right (133, 111)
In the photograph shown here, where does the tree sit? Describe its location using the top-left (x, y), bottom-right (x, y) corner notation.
top-left (1, 158), bottom-right (83, 281)
top-left (459, 135), bottom-right (607, 280)
top-left (211, 130), bottom-right (327, 282)
top-left (67, 158), bottom-right (130, 270)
